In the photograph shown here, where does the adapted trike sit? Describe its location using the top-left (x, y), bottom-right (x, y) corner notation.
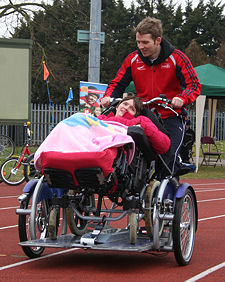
top-left (16, 95), bottom-right (197, 266)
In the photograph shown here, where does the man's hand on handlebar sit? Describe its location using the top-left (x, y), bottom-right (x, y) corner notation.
top-left (171, 97), bottom-right (184, 109)
top-left (100, 96), bottom-right (111, 108)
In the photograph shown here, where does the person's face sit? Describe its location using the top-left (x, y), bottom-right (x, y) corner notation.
top-left (136, 32), bottom-right (161, 59)
top-left (116, 99), bottom-right (137, 117)
top-left (87, 94), bottom-right (97, 104)
top-left (94, 107), bottom-right (101, 116)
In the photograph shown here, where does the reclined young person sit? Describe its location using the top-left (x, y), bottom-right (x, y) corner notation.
top-left (98, 94), bottom-right (170, 155)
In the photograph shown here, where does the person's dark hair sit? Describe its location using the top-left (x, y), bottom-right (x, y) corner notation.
top-left (118, 93), bottom-right (143, 117)
top-left (134, 17), bottom-right (163, 41)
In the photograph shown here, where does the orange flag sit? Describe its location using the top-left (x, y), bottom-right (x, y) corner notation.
top-left (43, 61), bottom-right (49, 80)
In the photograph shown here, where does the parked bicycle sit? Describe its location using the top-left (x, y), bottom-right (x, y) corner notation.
top-left (0, 122), bottom-right (38, 186)
top-left (0, 134), bottom-right (15, 162)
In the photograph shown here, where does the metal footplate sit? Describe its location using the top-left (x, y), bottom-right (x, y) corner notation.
top-left (19, 228), bottom-right (155, 252)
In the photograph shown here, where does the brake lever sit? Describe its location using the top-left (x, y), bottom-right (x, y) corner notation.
top-left (164, 105), bottom-right (179, 116)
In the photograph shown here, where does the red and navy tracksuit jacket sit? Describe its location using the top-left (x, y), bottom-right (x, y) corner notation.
top-left (104, 38), bottom-right (201, 119)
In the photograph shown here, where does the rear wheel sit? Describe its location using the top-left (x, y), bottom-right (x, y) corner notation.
top-left (18, 192), bottom-right (49, 258)
top-left (0, 157), bottom-right (26, 185)
top-left (172, 188), bottom-right (196, 266)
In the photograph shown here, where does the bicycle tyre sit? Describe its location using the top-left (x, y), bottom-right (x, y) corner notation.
top-left (67, 191), bottom-right (91, 236)
top-left (18, 192), bottom-right (48, 258)
top-left (24, 153), bottom-right (37, 182)
top-left (48, 207), bottom-right (59, 240)
top-left (144, 180), bottom-right (164, 237)
top-left (130, 212), bottom-right (137, 245)
top-left (0, 135), bottom-right (15, 161)
top-left (172, 187), bottom-right (196, 266)
top-left (0, 157), bottom-right (26, 185)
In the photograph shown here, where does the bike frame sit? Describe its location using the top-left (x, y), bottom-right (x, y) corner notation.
top-left (11, 122), bottom-right (32, 172)
top-left (14, 144), bottom-right (31, 170)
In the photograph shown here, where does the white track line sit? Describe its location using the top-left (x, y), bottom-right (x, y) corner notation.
top-left (191, 183), bottom-right (225, 186)
top-left (198, 214), bottom-right (225, 221)
top-left (197, 197), bottom-right (225, 203)
top-left (0, 206), bottom-right (19, 210)
top-left (0, 196), bottom-right (18, 199)
top-left (0, 225), bottom-right (18, 230)
top-left (185, 262), bottom-right (225, 282)
top-left (195, 188), bottom-right (225, 192)
top-left (0, 248), bottom-right (78, 271)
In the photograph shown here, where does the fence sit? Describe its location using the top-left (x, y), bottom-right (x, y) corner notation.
top-left (0, 103), bottom-right (225, 145)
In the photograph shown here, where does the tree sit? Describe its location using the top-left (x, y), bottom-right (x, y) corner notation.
top-left (200, 0), bottom-right (225, 56)
top-left (0, 1), bottom-right (47, 38)
top-left (185, 39), bottom-right (210, 67)
top-left (101, 0), bottom-right (135, 84)
top-left (13, 0), bottom-right (90, 104)
top-left (213, 43), bottom-right (225, 69)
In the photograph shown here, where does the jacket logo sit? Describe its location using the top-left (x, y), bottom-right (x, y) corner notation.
top-left (161, 63), bottom-right (170, 69)
top-left (137, 65), bottom-right (146, 70)
top-left (136, 58), bottom-right (143, 64)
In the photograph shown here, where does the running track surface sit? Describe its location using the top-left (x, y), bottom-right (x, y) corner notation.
top-left (0, 178), bottom-right (225, 281)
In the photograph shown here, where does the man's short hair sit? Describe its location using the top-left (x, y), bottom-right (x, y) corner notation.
top-left (134, 17), bottom-right (163, 40)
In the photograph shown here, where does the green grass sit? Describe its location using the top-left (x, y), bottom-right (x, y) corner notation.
top-left (181, 165), bottom-right (225, 179)
top-left (192, 140), bottom-right (225, 159)
top-left (13, 146), bottom-right (37, 156)
top-left (183, 140), bottom-right (225, 179)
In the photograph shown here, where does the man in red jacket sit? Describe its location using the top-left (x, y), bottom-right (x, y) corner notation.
top-left (101, 17), bottom-right (201, 177)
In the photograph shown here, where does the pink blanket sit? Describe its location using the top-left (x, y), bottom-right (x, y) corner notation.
top-left (34, 113), bottom-right (135, 170)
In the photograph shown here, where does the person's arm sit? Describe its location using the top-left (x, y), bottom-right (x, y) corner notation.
top-left (172, 50), bottom-right (201, 108)
top-left (102, 53), bottom-right (134, 106)
top-left (137, 116), bottom-right (171, 154)
top-left (99, 113), bottom-right (171, 155)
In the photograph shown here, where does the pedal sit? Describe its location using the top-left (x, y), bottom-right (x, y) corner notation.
top-left (80, 237), bottom-right (95, 246)
top-left (80, 217), bottom-right (106, 246)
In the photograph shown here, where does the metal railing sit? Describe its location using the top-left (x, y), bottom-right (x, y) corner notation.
top-left (0, 104), bottom-right (225, 145)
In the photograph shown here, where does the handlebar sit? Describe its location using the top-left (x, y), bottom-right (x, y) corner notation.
top-left (24, 121), bottom-right (32, 139)
top-left (143, 94), bottom-right (179, 116)
top-left (107, 94), bottom-right (181, 117)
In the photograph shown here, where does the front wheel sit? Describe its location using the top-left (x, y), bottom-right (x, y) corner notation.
top-left (172, 187), bottom-right (197, 266)
top-left (18, 192), bottom-right (49, 258)
top-left (0, 157), bottom-right (26, 185)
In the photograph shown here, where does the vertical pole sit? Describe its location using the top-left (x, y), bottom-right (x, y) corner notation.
top-left (207, 98), bottom-right (212, 137)
top-left (88, 0), bottom-right (101, 83)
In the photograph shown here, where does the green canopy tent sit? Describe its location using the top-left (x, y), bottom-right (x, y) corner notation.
top-left (194, 64), bottom-right (225, 171)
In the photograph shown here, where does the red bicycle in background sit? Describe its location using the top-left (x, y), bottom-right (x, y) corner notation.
top-left (0, 122), bottom-right (37, 186)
